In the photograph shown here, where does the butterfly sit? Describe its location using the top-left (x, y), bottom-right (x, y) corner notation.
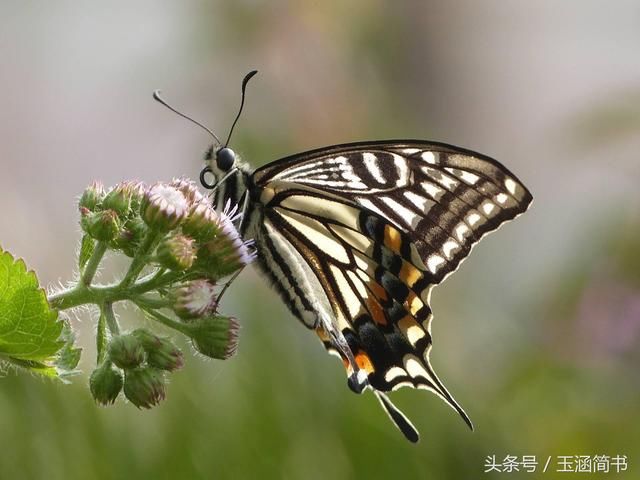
top-left (156, 71), bottom-right (533, 442)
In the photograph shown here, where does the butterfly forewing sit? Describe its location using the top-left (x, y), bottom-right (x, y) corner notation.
top-left (253, 140), bottom-right (532, 284)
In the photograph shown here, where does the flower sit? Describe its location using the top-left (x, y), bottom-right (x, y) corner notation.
top-left (111, 216), bottom-right (147, 257)
top-left (86, 209), bottom-right (120, 242)
top-left (102, 181), bottom-right (137, 216)
top-left (108, 334), bottom-right (146, 369)
top-left (126, 181), bottom-right (146, 213)
top-left (172, 280), bottom-right (218, 319)
top-left (123, 367), bottom-right (166, 409)
top-left (132, 329), bottom-right (184, 372)
top-left (181, 201), bottom-right (220, 242)
top-left (141, 183), bottom-right (188, 231)
top-left (156, 234), bottom-right (197, 271)
top-left (79, 181), bottom-right (105, 211)
top-left (170, 177), bottom-right (204, 206)
top-left (195, 200), bottom-right (256, 277)
top-left (188, 315), bottom-right (240, 360)
top-left (89, 363), bottom-right (123, 406)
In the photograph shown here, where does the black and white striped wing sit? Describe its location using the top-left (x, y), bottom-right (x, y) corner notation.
top-left (255, 184), bottom-right (472, 436)
top-left (250, 140), bottom-right (531, 440)
top-left (252, 140), bottom-right (532, 284)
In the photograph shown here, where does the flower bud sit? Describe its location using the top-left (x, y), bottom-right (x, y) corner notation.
top-left (181, 201), bottom-right (220, 242)
top-left (89, 363), bottom-right (123, 406)
top-left (141, 183), bottom-right (188, 232)
top-left (170, 177), bottom-right (204, 206)
top-left (108, 334), bottom-right (145, 369)
top-left (79, 206), bottom-right (92, 232)
top-left (79, 181), bottom-right (105, 211)
top-left (196, 202), bottom-right (256, 276)
top-left (86, 209), bottom-right (120, 242)
top-left (127, 181), bottom-right (146, 213)
top-left (171, 280), bottom-right (217, 319)
top-left (188, 315), bottom-right (239, 360)
top-left (131, 329), bottom-right (184, 372)
top-left (123, 367), bottom-right (166, 409)
top-left (156, 234), bottom-right (196, 271)
top-left (103, 182), bottom-right (132, 216)
top-left (111, 217), bottom-right (147, 257)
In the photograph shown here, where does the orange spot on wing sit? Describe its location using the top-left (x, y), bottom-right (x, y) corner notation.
top-left (384, 225), bottom-right (402, 253)
top-left (368, 280), bottom-right (388, 302)
top-left (365, 295), bottom-right (387, 326)
top-left (355, 351), bottom-right (375, 374)
top-left (399, 261), bottom-right (422, 287)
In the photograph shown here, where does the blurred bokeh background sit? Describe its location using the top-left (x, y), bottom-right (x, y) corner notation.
top-left (1, 1), bottom-right (639, 479)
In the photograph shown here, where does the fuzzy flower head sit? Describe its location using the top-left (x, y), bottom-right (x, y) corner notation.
top-left (124, 180), bottom-right (147, 213)
top-left (141, 183), bottom-right (188, 232)
top-left (172, 279), bottom-right (218, 319)
top-left (188, 315), bottom-right (240, 360)
top-left (181, 201), bottom-right (221, 242)
top-left (170, 177), bottom-right (204, 206)
top-left (103, 181), bottom-right (144, 216)
top-left (79, 180), bottom-right (105, 211)
top-left (156, 234), bottom-right (197, 271)
top-left (196, 200), bottom-right (256, 277)
top-left (132, 329), bottom-right (184, 372)
top-left (123, 367), bottom-right (166, 409)
top-left (89, 363), bottom-right (123, 406)
top-left (86, 209), bottom-right (120, 242)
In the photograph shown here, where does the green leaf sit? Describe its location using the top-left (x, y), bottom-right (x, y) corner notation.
top-left (55, 320), bottom-right (82, 376)
top-left (3, 357), bottom-right (58, 378)
top-left (0, 246), bottom-right (64, 376)
top-left (79, 234), bottom-right (95, 271)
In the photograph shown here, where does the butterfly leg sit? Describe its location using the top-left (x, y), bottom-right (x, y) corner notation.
top-left (236, 191), bottom-right (251, 233)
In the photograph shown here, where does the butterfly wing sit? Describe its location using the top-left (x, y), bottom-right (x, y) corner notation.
top-left (253, 140), bottom-right (532, 284)
top-left (249, 140), bottom-right (532, 440)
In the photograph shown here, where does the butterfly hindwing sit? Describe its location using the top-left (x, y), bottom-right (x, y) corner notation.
top-left (256, 183), bottom-right (472, 428)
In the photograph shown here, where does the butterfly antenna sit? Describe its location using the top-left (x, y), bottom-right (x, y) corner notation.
top-left (153, 90), bottom-right (222, 145)
top-left (224, 70), bottom-right (258, 147)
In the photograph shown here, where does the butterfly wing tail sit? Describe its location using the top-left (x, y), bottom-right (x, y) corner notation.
top-left (374, 391), bottom-right (420, 443)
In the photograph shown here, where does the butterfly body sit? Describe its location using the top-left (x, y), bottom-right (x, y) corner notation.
top-left (204, 139), bottom-right (532, 442)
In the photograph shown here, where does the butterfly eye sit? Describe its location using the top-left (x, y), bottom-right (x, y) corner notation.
top-left (216, 147), bottom-right (236, 171)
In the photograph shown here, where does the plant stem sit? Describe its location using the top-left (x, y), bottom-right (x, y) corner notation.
top-left (137, 304), bottom-right (191, 336)
top-left (48, 269), bottom-right (183, 311)
top-left (133, 295), bottom-right (171, 310)
top-left (48, 285), bottom-right (95, 310)
top-left (104, 302), bottom-right (119, 335)
top-left (96, 306), bottom-right (108, 363)
top-left (81, 241), bottom-right (108, 286)
top-left (120, 229), bottom-right (162, 288)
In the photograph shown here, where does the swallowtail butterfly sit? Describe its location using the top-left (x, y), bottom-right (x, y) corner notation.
top-left (156, 71), bottom-right (532, 443)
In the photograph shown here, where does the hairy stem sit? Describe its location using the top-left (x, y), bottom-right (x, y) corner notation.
top-left (104, 302), bottom-right (119, 335)
top-left (137, 304), bottom-right (191, 336)
top-left (119, 229), bottom-right (163, 288)
top-left (96, 307), bottom-right (108, 363)
top-left (81, 241), bottom-right (108, 286)
top-left (48, 269), bottom-right (184, 311)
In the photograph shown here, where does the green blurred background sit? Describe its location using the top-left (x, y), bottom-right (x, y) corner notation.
top-left (1, 1), bottom-right (639, 479)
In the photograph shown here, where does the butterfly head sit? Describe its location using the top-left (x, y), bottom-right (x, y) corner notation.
top-left (214, 146), bottom-right (237, 173)
top-left (201, 144), bottom-right (240, 188)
